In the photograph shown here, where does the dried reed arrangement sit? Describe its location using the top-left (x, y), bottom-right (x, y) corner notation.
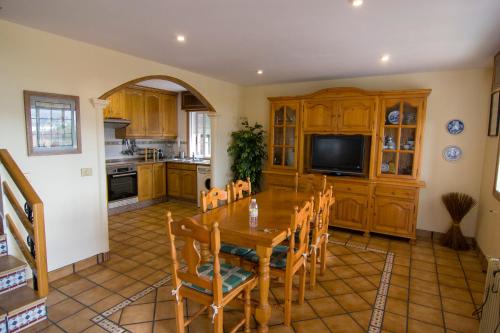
top-left (440, 192), bottom-right (477, 250)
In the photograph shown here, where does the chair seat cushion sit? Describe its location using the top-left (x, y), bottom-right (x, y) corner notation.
top-left (244, 245), bottom-right (289, 269)
top-left (182, 262), bottom-right (253, 294)
top-left (220, 243), bottom-right (253, 257)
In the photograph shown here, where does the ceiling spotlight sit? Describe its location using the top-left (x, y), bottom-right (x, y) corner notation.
top-left (257, 70), bottom-right (264, 75)
top-left (350, 0), bottom-right (363, 7)
top-left (381, 54), bottom-right (390, 62)
top-left (176, 35), bottom-right (185, 42)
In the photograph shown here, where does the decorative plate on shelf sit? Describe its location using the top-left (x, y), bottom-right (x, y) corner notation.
top-left (442, 145), bottom-right (462, 162)
top-left (447, 119), bottom-right (464, 135)
top-left (381, 162), bottom-right (390, 172)
top-left (387, 110), bottom-right (400, 124)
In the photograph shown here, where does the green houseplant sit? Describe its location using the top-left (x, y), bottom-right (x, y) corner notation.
top-left (227, 121), bottom-right (267, 191)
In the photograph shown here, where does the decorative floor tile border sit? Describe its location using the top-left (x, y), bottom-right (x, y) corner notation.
top-left (328, 237), bottom-right (394, 333)
top-left (90, 275), bottom-right (172, 333)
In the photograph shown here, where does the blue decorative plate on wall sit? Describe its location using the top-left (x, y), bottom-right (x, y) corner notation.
top-left (447, 119), bottom-right (464, 135)
top-left (442, 145), bottom-right (462, 162)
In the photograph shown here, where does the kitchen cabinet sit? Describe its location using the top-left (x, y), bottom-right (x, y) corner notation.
top-left (138, 163), bottom-right (167, 202)
top-left (137, 164), bottom-right (153, 201)
top-left (181, 91), bottom-right (206, 111)
top-left (113, 87), bottom-right (178, 139)
top-left (153, 163), bottom-right (167, 198)
top-left (145, 92), bottom-right (163, 137)
top-left (161, 94), bottom-right (178, 137)
top-left (167, 163), bottom-right (197, 201)
top-left (104, 90), bottom-right (125, 119)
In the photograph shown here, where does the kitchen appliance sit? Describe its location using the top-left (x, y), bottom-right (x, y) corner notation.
top-left (196, 165), bottom-right (211, 207)
top-left (106, 163), bottom-right (138, 208)
top-left (104, 118), bottom-right (131, 129)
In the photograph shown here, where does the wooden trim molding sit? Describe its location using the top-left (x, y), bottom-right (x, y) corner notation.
top-left (98, 74), bottom-right (216, 112)
top-left (48, 252), bottom-right (110, 282)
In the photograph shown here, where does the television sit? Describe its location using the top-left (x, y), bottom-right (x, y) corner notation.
top-left (309, 134), bottom-right (371, 177)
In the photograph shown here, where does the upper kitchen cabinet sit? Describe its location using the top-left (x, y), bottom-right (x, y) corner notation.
top-left (161, 94), bottom-right (178, 137)
top-left (114, 87), bottom-right (178, 139)
top-left (145, 92), bottom-right (163, 137)
top-left (103, 90), bottom-right (125, 119)
top-left (181, 91), bottom-right (206, 111)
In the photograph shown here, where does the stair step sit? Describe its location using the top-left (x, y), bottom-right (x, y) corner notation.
top-left (0, 308), bottom-right (6, 333)
top-left (0, 286), bottom-right (47, 333)
top-left (0, 255), bottom-right (27, 294)
top-left (0, 235), bottom-right (6, 257)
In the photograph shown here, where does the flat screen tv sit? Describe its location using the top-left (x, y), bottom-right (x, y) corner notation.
top-left (309, 134), bottom-right (371, 177)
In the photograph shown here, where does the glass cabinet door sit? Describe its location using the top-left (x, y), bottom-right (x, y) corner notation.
top-left (379, 99), bottom-right (422, 178)
top-left (271, 102), bottom-right (299, 169)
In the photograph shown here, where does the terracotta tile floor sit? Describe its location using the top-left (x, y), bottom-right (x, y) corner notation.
top-left (26, 201), bottom-right (485, 333)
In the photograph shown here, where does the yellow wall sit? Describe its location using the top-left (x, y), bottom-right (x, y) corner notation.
top-left (0, 20), bottom-right (241, 271)
top-left (476, 136), bottom-right (500, 257)
top-left (241, 69), bottom-right (492, 237)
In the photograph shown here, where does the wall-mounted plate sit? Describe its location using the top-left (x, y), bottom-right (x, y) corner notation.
top-left (442, 145), bottom-right (462, 162)
top-left (447, 119), bottom-right (464, 135)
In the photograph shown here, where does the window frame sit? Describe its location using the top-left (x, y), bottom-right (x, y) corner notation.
top-left (187, 111), bottom-right (211, 159)
top-left (494, 134), bottom-right (500, 201)
top-left (24, 90), bottom-right (82, 156)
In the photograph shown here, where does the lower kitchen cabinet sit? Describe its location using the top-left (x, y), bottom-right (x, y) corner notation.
top-left (138, 164), bottom-right (153, 201)
top-left (167, 163), bottom-right (197, 201)
top-left (138, 163), bottom-right (167, 202)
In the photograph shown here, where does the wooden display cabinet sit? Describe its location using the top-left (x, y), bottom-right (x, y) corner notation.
top-left (264, 87), bottom-right (430, 241)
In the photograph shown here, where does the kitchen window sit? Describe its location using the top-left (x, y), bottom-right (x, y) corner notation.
top-left (188, 112), bottom-right (211, 158)
top-left (24, 91), bottom-right (81, 156)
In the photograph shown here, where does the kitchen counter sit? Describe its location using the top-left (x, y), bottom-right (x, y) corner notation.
top-left (106, 157), bottom-right (210, 167)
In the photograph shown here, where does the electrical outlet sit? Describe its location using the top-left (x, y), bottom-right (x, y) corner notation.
top-left (81, 168), bottom-right (93, 177)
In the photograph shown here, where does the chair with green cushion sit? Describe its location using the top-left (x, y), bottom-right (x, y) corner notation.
top-left (166, 212), bottom-right (257, 333)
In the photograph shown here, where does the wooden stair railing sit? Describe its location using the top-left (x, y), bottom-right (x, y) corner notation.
top-left (0, 149), bottom-right (48, 297)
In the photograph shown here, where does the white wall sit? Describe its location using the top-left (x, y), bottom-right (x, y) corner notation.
top-left (0, 19), bottom-right (241, 271)
top-left (241, 69), bottom-right (492, 237)
top-left (476, 135), bottom-right (500, 258)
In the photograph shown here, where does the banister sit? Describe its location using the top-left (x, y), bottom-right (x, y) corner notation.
top-left (0, 149), bottom-right (42, 206)
top-left (0, 148), bottom-right (48, 297)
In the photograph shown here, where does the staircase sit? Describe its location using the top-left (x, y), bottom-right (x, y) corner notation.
top-left (0, 150), bottom-right (48, 333)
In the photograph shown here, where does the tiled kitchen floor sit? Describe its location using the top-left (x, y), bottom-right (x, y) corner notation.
top-left (27, 201), bottom-right (485, 333)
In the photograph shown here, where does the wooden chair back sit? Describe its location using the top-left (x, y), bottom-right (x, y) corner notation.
top-left (287, 198), bottom-right (314, 265)
top-left (166, 212), bottom-right (223, 303)
top-left (201, 185), bottom-right (232, 213)
top-left (232, 177), bottom-right (252, 201)
top-left (295, 173), bottom-right (327, 193)
top-left (312, 186), bottom-right (334, 242)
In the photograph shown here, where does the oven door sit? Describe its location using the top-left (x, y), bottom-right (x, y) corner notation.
top-left (107, 172), bottom-right (138, 202)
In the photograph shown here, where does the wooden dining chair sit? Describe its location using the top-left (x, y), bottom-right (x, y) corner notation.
top-left (294, 173), bottom-right (327, 193)
top-left (243, 199), bottom-right (314, 326)
top-left (309, 186), bottom-right (335, 289)
top-left (231, 177), bottom-right (252, 201)
top-left (200, 185), bottom-right (232, 213)
top-left (166, 212), bottom-right (257, 333)
top-left (201, 185), bottom-right (253, 263)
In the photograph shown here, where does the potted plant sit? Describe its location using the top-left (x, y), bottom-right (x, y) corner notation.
top-left (227, 121), bottom-right (267, 191)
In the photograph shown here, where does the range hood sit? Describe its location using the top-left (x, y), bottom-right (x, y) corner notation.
top-left (104, 118), bottom-right (131, 129)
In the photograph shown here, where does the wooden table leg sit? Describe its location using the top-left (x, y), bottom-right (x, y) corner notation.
top-left (255, 245), bottom-right (272, 333)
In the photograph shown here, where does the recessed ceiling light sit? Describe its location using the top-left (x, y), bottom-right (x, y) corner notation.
top-left (381, 54), bottom-right (390, 62)
top-left (350, 0), bottom-right (363, 7)
top-left (257, 70), bottom-right (264, 75)
top-left (176, 35), bottom-right (185, 42)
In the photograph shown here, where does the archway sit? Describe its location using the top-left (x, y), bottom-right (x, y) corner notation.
top-left (98, 74), bottom-right (216, 113)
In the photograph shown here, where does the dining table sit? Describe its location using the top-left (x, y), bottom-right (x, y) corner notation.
top-left (190, 188), bottom-right (314, 333)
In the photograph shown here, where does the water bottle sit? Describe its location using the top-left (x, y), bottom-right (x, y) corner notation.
top-left (249, 198), bottom-right (258, 228)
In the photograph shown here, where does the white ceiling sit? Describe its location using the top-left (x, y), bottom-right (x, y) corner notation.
top-left (1, 0), bottom-right (500, 85)
top-left (136, 79), bottom-right (186, 92)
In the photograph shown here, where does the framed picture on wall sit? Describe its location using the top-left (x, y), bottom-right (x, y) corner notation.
top-left (489, 91), bottom-right (500, 136)
top-left (24, 90), bottom-right (82, 156)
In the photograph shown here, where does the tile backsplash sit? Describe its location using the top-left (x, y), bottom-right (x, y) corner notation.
top-left (104, 128), bottom-right (187, 160)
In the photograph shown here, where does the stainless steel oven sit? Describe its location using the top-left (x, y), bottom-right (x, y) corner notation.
top-left (106, 164), bottom-right (138, 203)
